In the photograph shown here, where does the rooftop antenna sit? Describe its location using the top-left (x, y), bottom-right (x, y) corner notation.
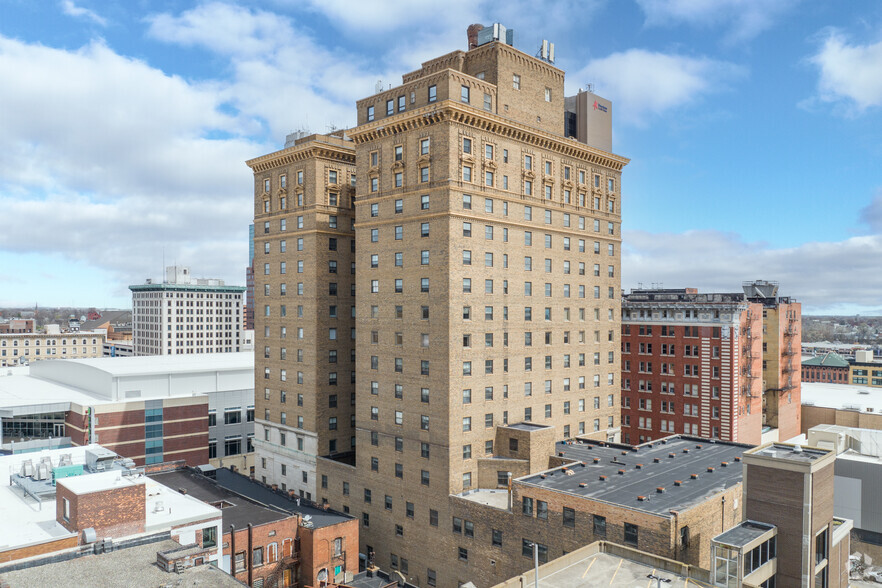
top-left (375, 80), bottom-right (383, 94)
top-left (536, 40), bottom-right (555, 64)
top-left (585, 83), bottom-right (594, 93)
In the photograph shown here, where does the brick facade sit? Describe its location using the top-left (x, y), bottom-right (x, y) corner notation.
top-left (300, 518), bottom-right (359, 587)
top-left (0, 536), bottom-right (78, 564)
top-left (255, 30), bottom-right (628, 588)
top-left (743, 444), bottom-right (845, 588)
top-left (66, 398), bottom-right (209, 466)
top-left (760, 302), bottom-right (802, 441)
top-left (227, 517), bottom-right (301, 588)
top-left (56, 481), bottom-right (146, 540)
top-left (248, 133), bottom-right (357, 499)
top-left (620, 290), bottom-right (763, 445)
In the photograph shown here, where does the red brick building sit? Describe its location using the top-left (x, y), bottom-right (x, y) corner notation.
top-left (621, 288), bottom-right (764, 445)
top-left (801, 352), bottom-right (849, 384)
top-left (65, 397), bottom-right (209, 466)
top-left (150, 466), bottom-right (359, 588)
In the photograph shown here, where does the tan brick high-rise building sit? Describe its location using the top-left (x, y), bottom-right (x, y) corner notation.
top-left (251, 24), bottom-right (628, 587)
top-left (247, 133), bottom-right (357, 499)
top-left (743, 280), bottom-right (802, 441)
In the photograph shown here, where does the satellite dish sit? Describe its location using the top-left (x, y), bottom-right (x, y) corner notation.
top-left (317, 568), bottom-right (328, 582)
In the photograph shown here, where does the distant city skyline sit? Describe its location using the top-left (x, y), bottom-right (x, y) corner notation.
top-left (1, 1), bottom-right (881, 313)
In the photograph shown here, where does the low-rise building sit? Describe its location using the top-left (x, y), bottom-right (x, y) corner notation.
top-left (440, 428), bottom-right (748, 587)
top-left (0, 444), bottom-right (222, 566)
top-left (0, 324), bottom-right (106, 367)
top-left (150, 465), bottom-right (358, 587)
top-left (848, 349), bottom-right (882, 387)
top-left (493, 540), bottom-right (710, 587)
top-left (731, 442), bottom-right (851, 587)
top-left (0, 538), bottom-right (245, 588)
top-left (806, 424), bottom-right (882, 562)
top-left (0, 353), bottom-right (254, 470)
top-left (0, 318), bottom-right (35, 334)
top-left (802, 351), bottom-right (850, 384)
top-left (801, 382), bottom-right (882, 433)
top-left (214, 467), bottom-right (360, 587)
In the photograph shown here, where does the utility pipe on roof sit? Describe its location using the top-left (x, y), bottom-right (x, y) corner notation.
top-left (248, 523), bottom-right (253, 587)
top-left (230, 524), bottom-right (236, 577)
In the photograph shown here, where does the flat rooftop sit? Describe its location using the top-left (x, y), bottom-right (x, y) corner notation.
top-left (457, 489), bottom-right (509, 509)
top-left (36, 352), bottom-right (253, 377)
top-left (749, 443), bottom-right (829, 462)
top-left (0, 538), bottom-right (244, 587)
top-left (213, 468), bottom-right (353, 529)
top-left (0, 353), bottom-right (253, 414)
top-left (505, 422), bottom-right (551, 431)
top-left (0, 445), bottom-right (219, 552)
top-left (150, 468), bottom-right (294, 530)
top-left (802, 382), bottom-right (882, 413)
top-left (713, 520), bottom-right (775, 548)
top-left (518, 437), bottom-right (748, 515)
top-left (493, 541), bottom-right (703, 588)
top-left (0, 374), bottom-right (98, 414)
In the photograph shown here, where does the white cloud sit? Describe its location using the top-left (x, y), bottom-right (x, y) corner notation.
top-left (623, 229), bottom-right (882, 313)
top-left (636, 0), bottom-right (798, 44)
top-left (297, 0), bottom-right (476, 34)
top-left (146, 2), bottom-right (287, 57)
top-left (570, 50), bottom-right (746, 126)
top-left (60, 0), bottom-right (107, 27)
top-left (145, 3), bottom-right (402, 138)
top-left (806, 30), bottom-right (882, 113)
top-left (0, 34), bottom-right (263, 291)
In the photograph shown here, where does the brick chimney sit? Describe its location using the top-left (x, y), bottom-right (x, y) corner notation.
top-left (467, 24), bottom-right (484, 50)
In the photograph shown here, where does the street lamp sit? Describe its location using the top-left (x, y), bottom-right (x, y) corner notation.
top-left (647, 574), bottom-right (672, 588)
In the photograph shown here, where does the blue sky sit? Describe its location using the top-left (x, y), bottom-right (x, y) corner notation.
top-left (1, 0), bottom-right (881, 314)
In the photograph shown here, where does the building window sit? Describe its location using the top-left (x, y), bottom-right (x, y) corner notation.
top-left (461, 85), bottom-right (470, 103)
top-left (428, 85), bottom-right (437, 102)
top-left (201, 526), bottom-right (218, 549)
top-left (563, 507), bottom-right (575, 528)
top-left (624, 523), bottom-right (638, 547)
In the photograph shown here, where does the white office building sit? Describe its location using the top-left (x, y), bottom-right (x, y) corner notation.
top-left (130, 266), bottom-right (245, 356)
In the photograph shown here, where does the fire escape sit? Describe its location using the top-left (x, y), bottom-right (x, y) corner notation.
top-left (740, 326), bottom-right (758, 398)
top-left (780, 315), bottom-right (798, 392)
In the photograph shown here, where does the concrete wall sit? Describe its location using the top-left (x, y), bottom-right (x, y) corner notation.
top-left (802, 405), bottom-right (882, 434)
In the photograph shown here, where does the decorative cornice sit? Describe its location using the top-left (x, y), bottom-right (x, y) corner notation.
top-left (349, 100), bottom-right (630, 171)
top-left (247, 140), bottom-right (356, 173)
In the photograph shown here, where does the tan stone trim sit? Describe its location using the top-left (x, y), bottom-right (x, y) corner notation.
top-left (349, 100), bottom-right (629, 170)
top-left (247, 141), bottom-right (356, 173)
top-left (95, 416), bottom-right (206, 432)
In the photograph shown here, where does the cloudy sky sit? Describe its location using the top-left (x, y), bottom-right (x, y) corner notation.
top-left (1, 0), bottom-right (881, 314)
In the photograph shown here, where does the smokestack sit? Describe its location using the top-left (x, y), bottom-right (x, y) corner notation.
top-left (467, 23), bottom-right (484, 50)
